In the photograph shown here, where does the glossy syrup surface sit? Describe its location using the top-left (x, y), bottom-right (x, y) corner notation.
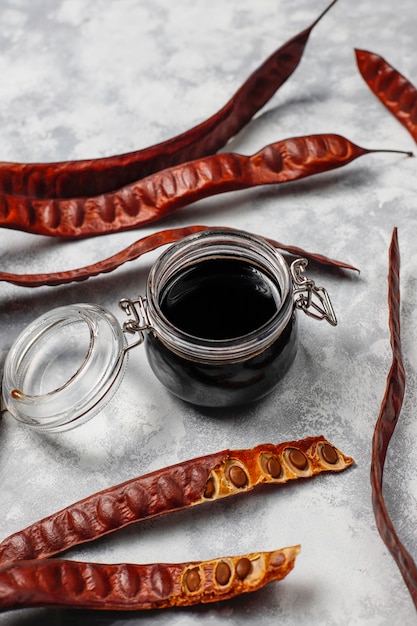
top-left (159, 258), bottom-right (281, 340)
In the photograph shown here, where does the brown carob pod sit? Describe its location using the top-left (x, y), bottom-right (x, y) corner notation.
top-left (0, 134), bottom-right (410, 237)
top-left (0, 546), bottom-right (300, 612)
top-left (0, 224), bottom-right (359, 288)
top-left (0, 1), bottom-right (337, 199)
top-left (370, 229), bottom-right (417, 609)
top-left (355, 49), bottom-right (417, 143)
top-left (0, 436), bottom-right (353, 566)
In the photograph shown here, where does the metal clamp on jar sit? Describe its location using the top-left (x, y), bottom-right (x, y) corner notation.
top-left (1, 229), bottom-right (337, 432)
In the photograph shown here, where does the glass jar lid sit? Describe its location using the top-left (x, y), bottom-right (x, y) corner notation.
top-left (1, 303), bottom-right (127, 432)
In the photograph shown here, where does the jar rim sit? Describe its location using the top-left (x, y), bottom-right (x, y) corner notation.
top-left (146, 228), bottom-right (294, 363)
top-left (2, 303), bottom-right (127, 432)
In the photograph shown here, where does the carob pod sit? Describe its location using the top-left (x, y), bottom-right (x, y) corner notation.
top-left (0, 546), bottom-right (300, 612)
top-left (371, 228), bottom-right (417, 609)
top-left (0, 133), bottom-right (410, 237)
top-left (355, 49), bottom-right (417, 143)
top-left (0, 1), bottom-right (337, 199)
top-left (0, 436), bottom-right (353, 566)
top-left (0, 224), bottom-right (359, 288)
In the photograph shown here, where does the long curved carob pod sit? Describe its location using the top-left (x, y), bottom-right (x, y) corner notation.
top-left (0, 225), bottom-right (359, 288)
top-left (0, 1), bottom-right (337, 200)
top-left (0, 546), bottom-right (300, 612)
top-left (0, 134), bottom-right (411, 238)
top-left (371, 228), bottom-right (417, 609)
top-left (355, 49), bottom-right (417, 143)
top-left (0, 436), bottom-right (353, 566)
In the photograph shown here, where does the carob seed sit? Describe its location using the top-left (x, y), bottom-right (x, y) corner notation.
top-left (184, 567), bottom-right (201, 592)
top-left (203, 476), bottom-right (216, 499)
top-left (320, 443), bottom-right (338, 465)
top-left (215, 561), bottom-right (232, 586)
top-left (270, 551), bottom-right (286, 568)
top-left (227, 464), bottom-right (248, 488)
top-left (235, 557), bottom-right (252, 580)
top-left (287, 448), bottom-right (308, 471)
top-left (261, 453), bottom-right (282, 478)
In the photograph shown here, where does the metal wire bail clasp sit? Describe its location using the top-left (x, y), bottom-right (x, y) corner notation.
top-left (290, 259), bottom-right (337, 326)
top-left (119, 296), bottom-right (151, 350)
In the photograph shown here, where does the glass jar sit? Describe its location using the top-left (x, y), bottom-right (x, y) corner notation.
top-left (1, 228), bottom-right (336, 432)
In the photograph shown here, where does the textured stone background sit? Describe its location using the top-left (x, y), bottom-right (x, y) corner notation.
top-left (0, 0), bottom-right (417, 624)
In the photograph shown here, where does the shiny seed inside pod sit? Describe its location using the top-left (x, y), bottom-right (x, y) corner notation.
top-left (261, 453), bottom-right (282, 478)
top-left (235, 557), bottom-right (252, 580)
top-left (215, 561), bottom-right (232, 586)
top-left (321, 443), bottom-right (339, 465)
top-left (184, 567), bottom-right (201, 592)
top-left (287, 448), bottom-right (308, 471)
top-left (203, 476), bottom-right (216, 499)
top-left (270, 551), bottom-right (285, 568)
top-left (227, 464), bottom-right (248, 488)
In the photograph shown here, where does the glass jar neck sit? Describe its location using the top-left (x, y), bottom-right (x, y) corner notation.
top-left (145, 229), bottom-right (294, 364)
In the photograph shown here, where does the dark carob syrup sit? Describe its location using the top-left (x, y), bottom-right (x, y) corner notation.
top-left (159, 257), bottom-right (281, 340)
